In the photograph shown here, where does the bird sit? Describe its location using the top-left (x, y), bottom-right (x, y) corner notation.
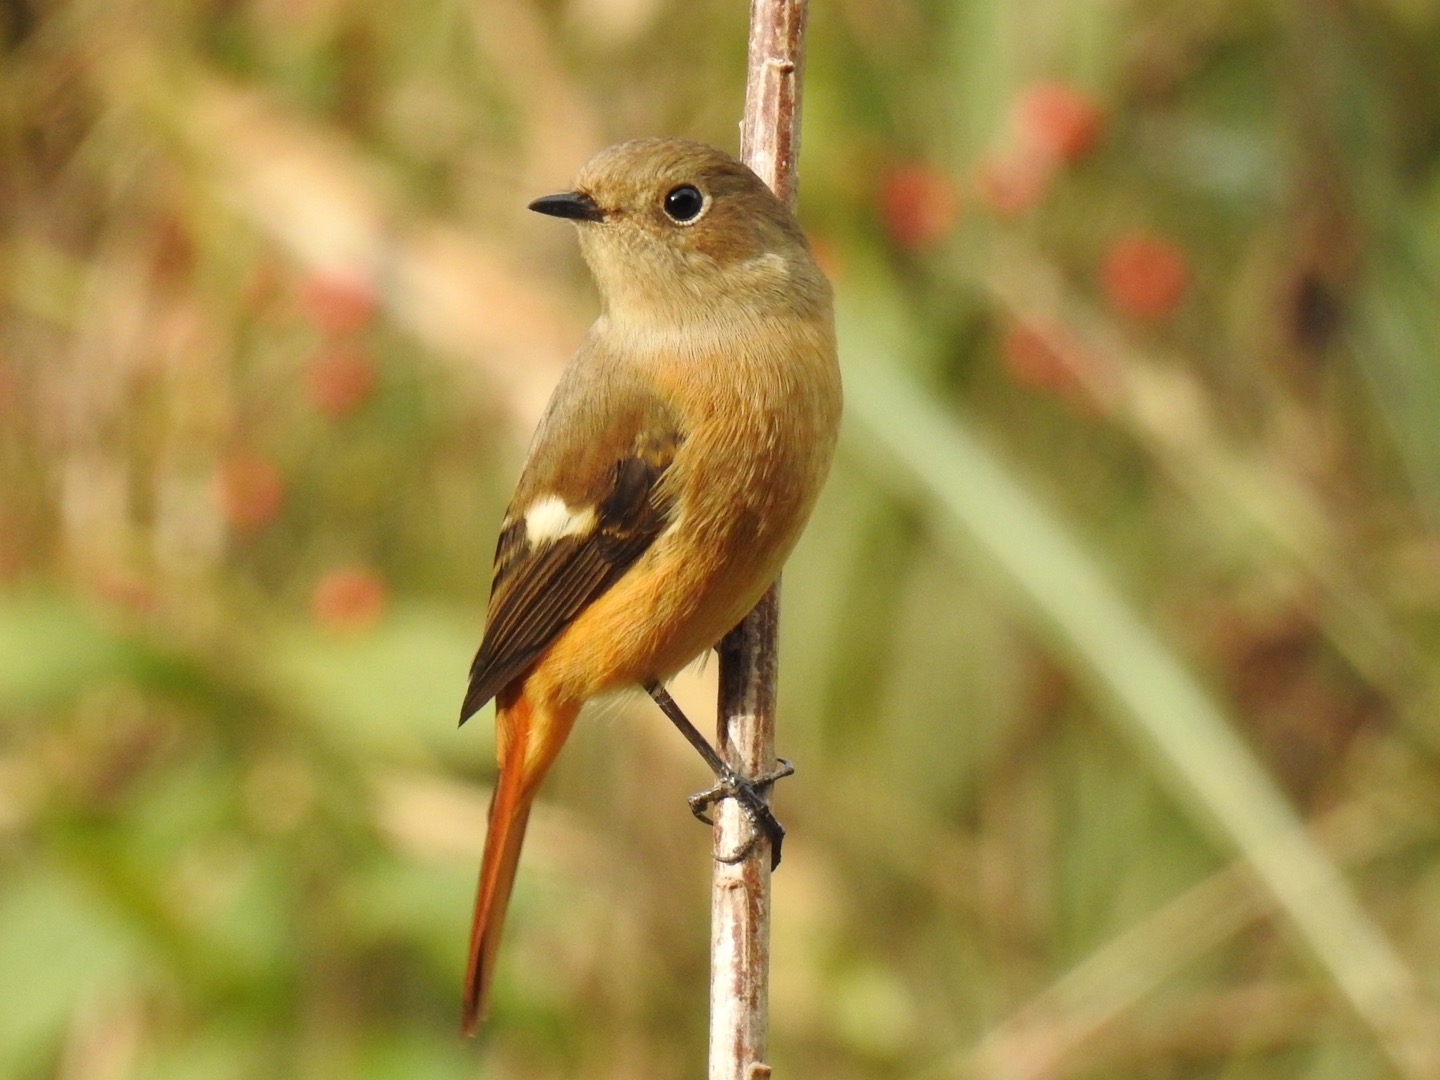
top-left (457, 136), bottom-right (841, 1034)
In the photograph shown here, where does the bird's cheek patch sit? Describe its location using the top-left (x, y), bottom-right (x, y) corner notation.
top-left (523, 496), bottom-right (598, 546)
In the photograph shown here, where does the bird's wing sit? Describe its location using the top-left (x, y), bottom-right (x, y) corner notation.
top-left (459, 387), bottom-right (681, 723)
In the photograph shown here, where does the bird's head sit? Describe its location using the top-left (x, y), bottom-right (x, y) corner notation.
top-left (529, 137), bottom-right (829, 328)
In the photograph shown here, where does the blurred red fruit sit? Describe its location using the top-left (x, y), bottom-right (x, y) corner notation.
top-left (975, 150), bottom-right (1055, 217)
top-left (1014, 81), bottom-right (1103, 164)
top-left (297, 271), bottom-right (377, 335)
top-left (1000, 320), bottom-right (1104, 400)
top-left (216, 452), bottom-right (285, 531)
top-left (878, 163), bottom-right (961, 248)
top-left (306, 344), bottom-right (376, 417)
top-left (92, 569), bottom-right (158, 616)
top-left (311, 565), bottom-right (387, 631)
top-left (1101, 232), bottom-right (1191, 322)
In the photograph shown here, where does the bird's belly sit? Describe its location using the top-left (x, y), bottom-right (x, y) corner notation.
top-left (522, 504), bottom-right (795, 709)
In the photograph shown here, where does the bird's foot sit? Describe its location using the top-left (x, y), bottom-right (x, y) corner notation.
top-left (688, 758), bottom-right (794, 869)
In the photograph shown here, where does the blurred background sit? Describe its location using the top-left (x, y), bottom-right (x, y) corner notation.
top-left (6, 0), bottom-right (1440, 1077)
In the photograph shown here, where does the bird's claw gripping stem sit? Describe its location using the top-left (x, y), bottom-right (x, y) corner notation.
top-left (645, 680), bottom-right (794, 870)
top-left (688, 758), bottom-right (794, 869)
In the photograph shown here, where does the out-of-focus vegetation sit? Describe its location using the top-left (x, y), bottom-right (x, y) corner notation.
top-left (6, 0), bottom-right (1440, 1076)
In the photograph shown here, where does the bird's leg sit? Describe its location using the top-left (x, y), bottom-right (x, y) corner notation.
top-left (643, 680), bottom-right (791, 869)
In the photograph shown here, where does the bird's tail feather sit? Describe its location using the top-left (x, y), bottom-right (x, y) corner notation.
top-left (461, 694), bottom-right (538, 1035)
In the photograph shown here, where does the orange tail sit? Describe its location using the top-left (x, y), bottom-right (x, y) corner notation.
top-left (461, 690), bottom-right (576, 1035)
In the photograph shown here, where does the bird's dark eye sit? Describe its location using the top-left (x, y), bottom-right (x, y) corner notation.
top-left (662, 184), bottom-right (706, 223)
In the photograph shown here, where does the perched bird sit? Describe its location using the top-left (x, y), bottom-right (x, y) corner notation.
top-left (458, 137), bottom-right (841, 1033)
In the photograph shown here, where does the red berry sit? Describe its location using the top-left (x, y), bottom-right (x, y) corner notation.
top-left (296, 271), bottom-right (377, 335)
top-left (305, 344), bottom-right (376, 417)
top-left (311, 565), bottom-right (387, 631)
top-left (877, 163), bottom-right (961, 248)
top-left (91, 570), bottom-right (158, 615)
top-left (1101, 232), bottom-right (1190, 322)
top-left (1014, 81), bottom-right (1103, 164)
top-left (1002, 322), bottom-right (1081, 392)
top-left (999, 321), bottom-right (1117, 412)
top-left (216, 452), bottom-right (285, 531)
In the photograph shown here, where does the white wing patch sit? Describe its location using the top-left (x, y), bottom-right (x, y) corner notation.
top-left (524, 495), bottom-right (597, 546)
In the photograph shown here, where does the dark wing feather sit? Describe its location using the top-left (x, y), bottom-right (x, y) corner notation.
top-left (459, 450), bottom-right (674, 723)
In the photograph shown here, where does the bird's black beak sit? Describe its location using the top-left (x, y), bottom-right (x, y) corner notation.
top-left (528, 191), bottom-right (606, 223)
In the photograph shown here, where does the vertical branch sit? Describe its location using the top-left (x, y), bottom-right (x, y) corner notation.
top-left (711, 589), bottom-right (781, 1080)
top-left (738, 0), bottom-right (808, 208)
top-left (711, 3), bottom-right (808, 1079)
